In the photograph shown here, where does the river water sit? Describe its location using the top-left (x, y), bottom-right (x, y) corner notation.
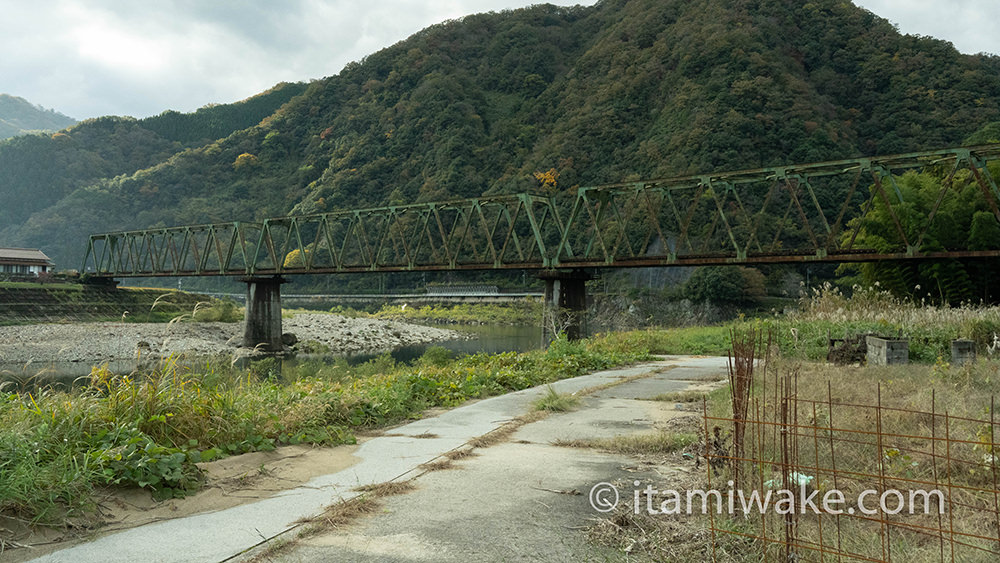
top-left (347, 323), bottom-right (542, 363)
top-left (0, 323), bottom-right (543, 389)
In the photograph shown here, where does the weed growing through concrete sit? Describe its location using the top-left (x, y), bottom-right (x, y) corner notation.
top-left (242, 479), bottom-right (418, 562)
top-left (352, 480), bottom-right (417, 496)
top-left (554, 431), bottom-right (698, 456)
top-left (418, 458), bottom-right (456, 472)
top-left (532, 385), bottom-right (582, 412)
top-left (647, 390), bottom-right (707, 403)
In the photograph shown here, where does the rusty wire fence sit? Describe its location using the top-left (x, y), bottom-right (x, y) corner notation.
top-left (703, 329), bottom-right (1000, 562)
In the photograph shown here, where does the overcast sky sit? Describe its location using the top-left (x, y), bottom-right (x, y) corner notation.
top-left (2, 0), bottom-right (998, 121)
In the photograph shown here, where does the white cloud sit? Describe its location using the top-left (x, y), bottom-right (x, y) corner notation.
top-left (853, 0), bottom-right (1000, 56)
top-left (1, 0), bottom-right (996, 120)
top-left (0, 0), bottom-right (593, 119)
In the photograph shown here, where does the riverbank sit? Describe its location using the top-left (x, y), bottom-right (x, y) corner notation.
top-left (0, 331), bottom-right (655, 535)
top-left (0, 313), bottom-right (460, 365)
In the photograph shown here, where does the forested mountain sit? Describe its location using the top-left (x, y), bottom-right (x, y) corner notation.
top-left (0, 82), bottom-right (306, 264)
top-left (4, 0), bottom-right (1000, 271)
top-left (0, 94), bottom-right (76, 140)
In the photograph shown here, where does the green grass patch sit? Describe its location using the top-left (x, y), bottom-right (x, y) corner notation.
top-left (626, 326), bottom-right (732, 356)
top-left (0, 281), bottom-right (82, 290)
top-left (532, 385), bottom-right (581, 412)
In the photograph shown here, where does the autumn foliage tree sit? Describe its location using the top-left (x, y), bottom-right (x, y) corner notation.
top-left (533, 168), bottom-right (559, 191)
top-left (233, 152), bottom-right (259, 169)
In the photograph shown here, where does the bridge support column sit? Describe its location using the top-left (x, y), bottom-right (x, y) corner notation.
top-left (540, 270), bottom-right (590, 345)
top-left (243, 276), bottom-right (287, 352)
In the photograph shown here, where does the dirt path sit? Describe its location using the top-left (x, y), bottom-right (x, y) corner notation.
top-left (0, 313), bottom-right (461, 365)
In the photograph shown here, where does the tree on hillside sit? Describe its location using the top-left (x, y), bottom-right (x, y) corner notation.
top-left (683, 266), bottom-right (765, 304)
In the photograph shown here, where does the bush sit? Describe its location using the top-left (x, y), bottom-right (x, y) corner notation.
top-left (192, 299), bottom-right (242, 322)
top-left (684, 267), bottom-right (765, 304)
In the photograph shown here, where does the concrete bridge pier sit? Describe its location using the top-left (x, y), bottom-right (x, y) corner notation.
top-left (539, 269), bottom-right (591, 345)
top-left (243, 276), bottom-right (287, 352)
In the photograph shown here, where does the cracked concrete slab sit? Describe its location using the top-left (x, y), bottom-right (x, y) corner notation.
top-left (274, 442), bottom-right (642, 563)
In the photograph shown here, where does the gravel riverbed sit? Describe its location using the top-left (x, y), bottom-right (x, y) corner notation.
top-left (0, 313), bottom-right (462, 365)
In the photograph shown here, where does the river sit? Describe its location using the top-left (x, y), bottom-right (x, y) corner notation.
top-left (336, 322), bottom-right (542, 364)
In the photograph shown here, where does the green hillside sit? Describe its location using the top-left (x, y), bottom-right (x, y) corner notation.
top-left (0, 94), bottom-right (77, 140)
top-left (4, 0), bottom-right (1000, 271)
top-left (0, 82), bottom-right (307, 266)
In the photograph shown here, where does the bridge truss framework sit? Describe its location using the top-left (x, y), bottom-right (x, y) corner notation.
top-left (83, 145), bottom-right (1000, 278)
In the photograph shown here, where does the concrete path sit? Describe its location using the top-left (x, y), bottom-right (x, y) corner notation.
top-left (29, 355), bottom-right (728, 563)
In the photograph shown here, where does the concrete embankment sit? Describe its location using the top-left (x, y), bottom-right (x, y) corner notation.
top-left (0, 284), bottom-right (206, 324)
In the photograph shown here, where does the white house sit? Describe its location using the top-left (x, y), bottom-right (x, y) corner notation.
top-left (0, 247), bottom-right (54, 275)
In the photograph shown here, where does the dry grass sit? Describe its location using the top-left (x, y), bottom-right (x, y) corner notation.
top-left (711, 357), bottom-right (1000, 561)
top-left (351, 480), bottom-right (417, 496)
top-left (445, 447), bottom-right (477, 461)
top-left (797, 283), bottom-right (1000, 327)
top-left (309, 479), bottom-right (417, 532)
top-left (790, 358), bottom-right (1000, 414)
top-left (418, 458), bottom-right (456, 472)
top-left (584, 353), bottom-right (1000, 562)
top-left (554, 431), bottom-right (698, 456)
top-left (584, 464), bottom-right (753, 560)
top-left (304, 496), bottom-right (379, 533)
top-left (467, 411), bottom-right (548, 449)
top-left (647, 390), bottom-right (707, 403)
top-left (244, 479), bottom-right (418, 562)
top-left (242, 496), bottom-right (381, 563)
top-left (383, 431), bottom-right (440, 439)
top-left (587, 501), bottom-right (726, 561)
top-left (250, 535), bottom-right (295, 562)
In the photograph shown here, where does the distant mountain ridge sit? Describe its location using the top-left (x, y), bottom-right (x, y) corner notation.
top-left (0, 94), bottom-right (76, 139)
top-left (4, 0), bottom-right (1000, 271)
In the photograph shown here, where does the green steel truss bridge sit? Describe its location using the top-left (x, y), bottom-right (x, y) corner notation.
top-left (81, 144), bottom-right (1000, 349)
top-left (84, 144), bottom-right (1000, 279)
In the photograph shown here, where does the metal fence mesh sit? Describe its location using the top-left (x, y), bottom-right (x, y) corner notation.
top-left (704, 341), bottom-right (1000, 562)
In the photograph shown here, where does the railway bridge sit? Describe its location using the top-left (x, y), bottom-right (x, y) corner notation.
top-left (83, 145), bottom-right (1000, 350)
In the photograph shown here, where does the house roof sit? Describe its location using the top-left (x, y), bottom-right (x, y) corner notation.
top-left (0, 247), bottom-right (54, 265)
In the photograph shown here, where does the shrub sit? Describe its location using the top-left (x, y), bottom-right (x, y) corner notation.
top-left (684, 267), bottom-right (765, 304)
